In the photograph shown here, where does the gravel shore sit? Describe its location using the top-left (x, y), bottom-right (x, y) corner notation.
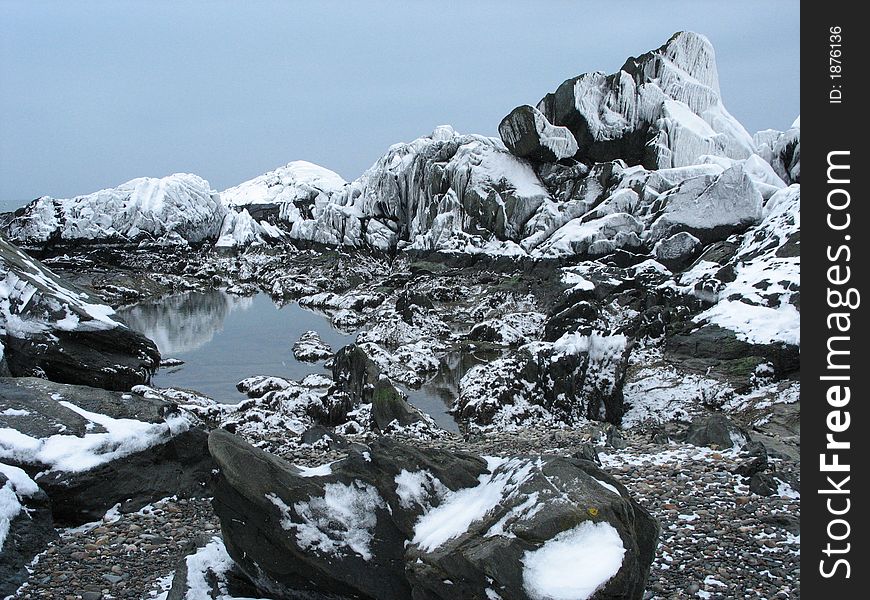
top-left (12, 428), bottom-right (799, 600)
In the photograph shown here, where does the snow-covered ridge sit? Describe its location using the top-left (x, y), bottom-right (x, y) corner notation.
top-left (5, 173), bottom-right (225, 246)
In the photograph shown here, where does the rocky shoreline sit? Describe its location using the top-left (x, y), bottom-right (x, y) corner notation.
top-left (2, 30), bottom-right (799, 600)
top-left (9, 425), bottom-right (799, 600)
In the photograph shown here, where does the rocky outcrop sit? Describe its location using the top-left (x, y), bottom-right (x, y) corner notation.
top-left (0, 377), bottom-right (213, 526)
top-left (0, 236), bottom-right (160, 390)
top-left (531, 31), bottom-right (754, 169)
top-left (4, 173), bottom-right (226, 247)
top-left (455, 332), bottom-right (632, 429)
top-left (209, 429), bottom-right (658, 600)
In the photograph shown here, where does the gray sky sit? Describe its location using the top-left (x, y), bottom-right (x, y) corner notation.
top-left (0, 0), bottom-right (799, 209)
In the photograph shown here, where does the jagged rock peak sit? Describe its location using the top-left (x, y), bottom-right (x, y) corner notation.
top-left (503, 31), bottom-right (754, 170)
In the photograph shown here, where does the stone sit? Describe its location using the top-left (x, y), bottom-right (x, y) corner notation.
top-left (498, 104), bottom-right (579, 163)
top-left (209, 429), bottom-right (658, 600)
top-left (0, 237), bottom-right (160, 391)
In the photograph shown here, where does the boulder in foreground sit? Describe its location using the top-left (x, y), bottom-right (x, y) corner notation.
top-left (209, 429), bottom-right (658, 600)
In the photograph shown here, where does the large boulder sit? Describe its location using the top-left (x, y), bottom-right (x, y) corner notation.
top-left (535, 31), bottom-right (755, 169)
top-left (498, 104), bottom-right (579, 163)
top-left (209, 429), bottom-right (658, 600)
top-left (0, 236), bottom-right (160, 390)
top-left (0, 377), bottom-right (213, 525)
top-left (647, 164), bottom-right (763, 244)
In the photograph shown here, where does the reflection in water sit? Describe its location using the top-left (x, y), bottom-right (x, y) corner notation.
top-left (119, 290), bottom-right (482, 430)
top-left (119, 291), bottom-right (254, 355)
top-left (401, 348), bottom-right (501, 433)
top-left (118, 291), bottom-right (353, 404)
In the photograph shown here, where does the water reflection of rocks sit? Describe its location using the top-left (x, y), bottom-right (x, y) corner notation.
top-left (118, 291), bottom-right (253, 355)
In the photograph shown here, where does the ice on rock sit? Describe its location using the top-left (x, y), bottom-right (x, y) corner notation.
top-left (535, 31), bottom-right (754, 169)
top-left (286, 126), bottom-right (553, 254)
top-left (5, 173), bottom-right (225, 245)
top-left (215, 208), bottom-right (287, 248)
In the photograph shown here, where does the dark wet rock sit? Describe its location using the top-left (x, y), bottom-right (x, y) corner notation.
top-left (748, 472), bottom-right (778, 497)
top-left (209, 430), bottom-right (658, 600)
top-left (0, 236), bottom-right (159, 391)
top-left (653, 232), bottom-right (700, 271)
top-left (732, 455), bottom-right (768, 477)
top-left (665, 324), bottom-right (799, 384)
top-left (300, 425), bottom-right (348, 450)
top-left (573, 443), bottom-right (602, 465)
top-left (37, 427), bottom-right (214, 526)
top-left (684, 414), bottom-right (749, 450)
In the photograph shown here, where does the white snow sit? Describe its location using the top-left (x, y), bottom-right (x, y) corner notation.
top-left (268, 480), bottom-right (386, 561)
top-left (521, 520), bottom-right (625, 600)
top-left (221, 160), bottom-right (346, 209)
top-left (1, 408), bottom-right (30, 417)
top-left (0, 462), bottom-right (40, 550)
top-left (394, 469), bottom-right (448, 509)
top-left (0, 399), bottom-right (190, 473)
top-left (181, 536), bottom-right (236, 600)
top-left (412, 457), bottom-right (539, 552)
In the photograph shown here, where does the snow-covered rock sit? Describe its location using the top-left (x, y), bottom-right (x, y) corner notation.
top-left (292, 330), bottom-right (333, 362)
top-left (648, 163), bottom-right (763, 243)
top-left (0, 236), bottom-right (159, 389)
top-left (534, 31), bottom-right (754, 169)
top-left (498, 104), bottom-right (579, 162)
top-left (287, 125), bottom-right (554, 253)
top-left (0, 377), bottom-right (213, 525)
top-left (221, 161), bottom-right (346, 213)
top-left (208, 430), bottom-right (658, 600)
top-left (687, 185), bottom-right (800, 346)
top-left (215, 208), bottom-right (287, 248)
top-left (753, 119), bottom-right (800, 185)
top-left (455, 332), bottom-right (631, 431)
top-left (4, 174), bottom-right (226, 246)
top-left (0, 462), bottom-right (56, 597)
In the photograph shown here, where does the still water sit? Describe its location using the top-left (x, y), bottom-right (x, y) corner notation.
top-left (118, 290), bottom-right (466, 432)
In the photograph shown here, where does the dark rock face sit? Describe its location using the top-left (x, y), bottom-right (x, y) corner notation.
top-left (0, 236), bottom-right (159, 391)
top-left (209, 430), bottom-right (659, 600)
top-left (653, 231), bottom-right (700, 271)
top-left (0, 377), bottom-right (214, 526)
top-left (331, 343), bottom-right (428, 430)
top-left (666, 324), bottom-right (799, 383)
top-left (498, 104), bottom-right (579, 163)
top-left (37, 428), bottom-right (214, 525)
top-left (0, 475), bottom-right (58, 598)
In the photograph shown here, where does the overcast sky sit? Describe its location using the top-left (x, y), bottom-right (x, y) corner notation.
top-left (0, 0), bottom-right (799, 208)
